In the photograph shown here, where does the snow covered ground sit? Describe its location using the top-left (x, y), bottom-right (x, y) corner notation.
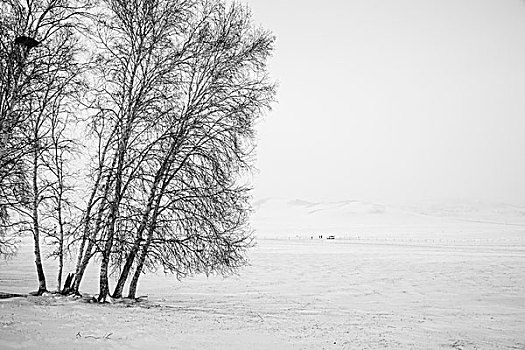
top-left (1, 200), bottom-right (524, 349)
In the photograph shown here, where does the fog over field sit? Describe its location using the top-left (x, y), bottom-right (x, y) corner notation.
top-left (252, 197), bottom-right (525, 240)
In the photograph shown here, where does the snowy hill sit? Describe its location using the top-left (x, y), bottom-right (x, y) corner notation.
top-left (251, 198), bottom-right (525, 240)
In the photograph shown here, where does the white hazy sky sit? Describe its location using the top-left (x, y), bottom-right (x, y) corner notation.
top-left (242, 0), bottom-right (525, 205)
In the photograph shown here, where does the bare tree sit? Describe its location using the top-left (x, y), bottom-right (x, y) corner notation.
top-left (72, 0), bottom-right (199, 301)
top-left (108, 0), bottom-right (275, 300)
top-left (42, 111), bottom-right (79, 291)
top-left (0, 0), bottom-right (87, 294)
top-left (0, 2), bottom-right (35, 255)
top-left (2, 0), bottom-right (275, 299)
top-left (65, 0), bottom-right (274, 301)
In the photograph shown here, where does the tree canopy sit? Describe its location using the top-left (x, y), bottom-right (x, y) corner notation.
top-left (0, 0), bottom-right (275, 301)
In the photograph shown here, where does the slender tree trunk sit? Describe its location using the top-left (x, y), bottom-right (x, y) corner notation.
top-left (98, 211), bottom-right (117, 301)
top-left (112, 174), bottom-right (162, 298)
top-left (57, 246), bottom-right (63, 292)
top-left (72, 202), bottom-right (91, 291)
top-left (72, 245), bottom-right (94, 293)
top-left (31, 145), bottom-right (46, 294)
top-left (71, 202), bottom-right (105, 294)
top-left (72, 202), bottom-right (98, 293)
top-left (126, 148), bottom-right (179, 299)
top-left (98, 196), bottom-right (122, 301)
top-left (72, 227), bottom-right (95, 293)
top-left (98, 248), bottom-right (111, 301)
top-left (72, 167), bottom-right (115, 294)
top-left (112, 236), bottom-right (141, 298)
top-left (127, 234), bottom-right (151, 299)
top-left (32, 230), bottom-right (47, 294)
top-left (128, 209), bottom-right (160, 299)
top-left (98, 138), bottom-right (127, 302)
top-left (98, 207), bottom-right (117, 302)
top-left (71, 207), bottom-right (104, 293)
top-left (71, 226), bottom-right (96, 293)
top-left (98, 177), bottom-right (124, 302)
top-left (56, 201), bottom-right (64, 291)
top-left (72, 130), bottom-right (117, 293)
top-left (56, 155), bottom-right (64, 291)
top-left (57, 252), bottom-right (63, 291)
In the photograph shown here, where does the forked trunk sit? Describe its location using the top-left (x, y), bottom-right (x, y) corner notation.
top-left (98, 169), bottom-right (124, 301)
top-left (98, 194), bottom-right (121, 301)
top-left (113, 183), bottom-right (160, 298)
top-left (127, 245), bottom-right (147, 299)
top-left (72, 230), bottom-right (98, 294)
top-left (72, 146), bottom-right (116, 294)
top-left (72, 248), bottom-right (91, 293)
top-left (99, 126), bottom-right (131, 301)
top-left (128, 226), bottom-right (154, 299)
top-left (72, 173), bottom-right (114, 294)
top-left (112, 238), bottom-right (141, 298)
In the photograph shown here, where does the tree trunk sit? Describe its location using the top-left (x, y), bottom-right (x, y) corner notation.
top-left (57, 242), bottom-right (63, 291)
top-left (31, 146), bottom-right (46, 294)
top-left (127, 163), bottom-right (173, 299)
top-left (98, 250), bottom-right (111, 302)
top-left (72, 186), bottom-right (99, 291)
top-left (72, 198), bottom-right (107, 294)
top-left (97, 194), bottom-right (120, 302)
top-left (32, 231), bottom-right (47, 294)
top-left (71, 223), bottom-right (98, 293)
top-left (72, 194), bottom-right (110, 294)
top-left (98, 187), bottom-right (122, 302)
top-left (97, 174), bottom-right (123, 301)
top-left (56, 189), bottom-right (64, 291)
top-left (53, 139), bottom-right (68, 292)
top-left (61, 273), bottom-right (74, 294)
top-left (127, 242), bottom-right (149, 299)
top-left (72, 246), bottom-right (93, 293)
top-left (72, 170), bottom-right (114, 294)
top-left (112, 237), bottom-right (141, 298)
top-left (112, 178), bottom-right (161, 298)
top-left (128, 220), bottom-right (157, 299)
top-left (98, 126), bottom-right (130, 301)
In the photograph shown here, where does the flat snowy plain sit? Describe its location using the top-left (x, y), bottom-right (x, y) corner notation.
top-left (1, 201), bottom-right (524, 349)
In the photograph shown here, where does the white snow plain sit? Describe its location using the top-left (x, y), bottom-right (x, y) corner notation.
top-left (0, 200), bottom-right (524, 349)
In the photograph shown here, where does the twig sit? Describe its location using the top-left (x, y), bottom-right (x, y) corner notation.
top-left (76, 332), bottom-right (112, 340)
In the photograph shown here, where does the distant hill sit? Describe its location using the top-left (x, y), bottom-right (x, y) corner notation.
top-left (251, 197), bottom-right (525, 240)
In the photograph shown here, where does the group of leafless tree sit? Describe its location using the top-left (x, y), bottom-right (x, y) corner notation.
top-left (0, 0), bottom-right (275, 302)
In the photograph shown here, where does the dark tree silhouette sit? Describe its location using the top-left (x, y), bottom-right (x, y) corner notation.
top-left (2, 0), bottom-right (274, 300)
top-left (0, 0), bottom-right (87, 294)
top-left (67, 0), bottom-right (274, 301)
top-left (123, 1), bottom-right (276, 299)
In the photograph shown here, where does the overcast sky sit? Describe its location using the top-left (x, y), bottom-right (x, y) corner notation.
top-left (242, 0), bottom-right (525, 205)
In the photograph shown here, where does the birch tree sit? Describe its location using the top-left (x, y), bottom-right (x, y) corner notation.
top-left (70, 0), bottom-right (197, 300)
top-left (0, 0), bottom-right (86, 293)
top-left (119, 1), bottom-right (275, 299)
top-left (68, 0), bottom-right (274, 301)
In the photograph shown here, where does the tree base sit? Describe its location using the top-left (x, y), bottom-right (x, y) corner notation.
top-left (60, 273), bottom-right (75, 295)
top-left (29, 289), bottom-right (47, 296)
